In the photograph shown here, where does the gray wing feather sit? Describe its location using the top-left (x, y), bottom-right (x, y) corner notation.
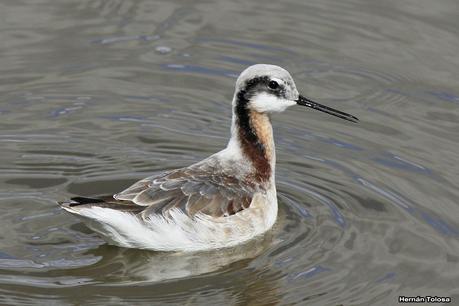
top-left (114, 164), bottom-right (259, 219)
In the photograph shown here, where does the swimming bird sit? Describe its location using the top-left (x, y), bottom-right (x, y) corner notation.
top-left (60, 64), bottom-right (358, 252)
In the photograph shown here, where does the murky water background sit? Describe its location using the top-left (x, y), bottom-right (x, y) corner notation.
top-left (1, 0), bottom-right (459, 305)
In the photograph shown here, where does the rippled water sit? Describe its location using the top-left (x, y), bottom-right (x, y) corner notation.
top-left (1, 0), bottom-right (459, 305)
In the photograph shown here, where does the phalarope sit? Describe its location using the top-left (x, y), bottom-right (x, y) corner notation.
top-left (60, 64), bottom-right (358, 252)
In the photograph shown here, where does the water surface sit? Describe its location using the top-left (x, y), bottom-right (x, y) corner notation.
top-left (1, 0), bottom-right (459, 305)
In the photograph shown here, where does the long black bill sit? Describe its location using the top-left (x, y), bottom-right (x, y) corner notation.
top-left (296, 95), bottom-right (359, 123)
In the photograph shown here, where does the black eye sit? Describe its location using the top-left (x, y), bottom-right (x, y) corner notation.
top-left (268, 80), bottom-right (279, 90)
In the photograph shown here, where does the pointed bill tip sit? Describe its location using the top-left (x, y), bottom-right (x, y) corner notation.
top-left (296, 95), bottom-right (359, 123)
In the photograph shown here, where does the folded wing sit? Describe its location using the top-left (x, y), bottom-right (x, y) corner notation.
top-left (114, 164), bottom-right (258, 219)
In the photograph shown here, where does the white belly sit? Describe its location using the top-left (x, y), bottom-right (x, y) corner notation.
top-left (74, 187), bottom-right (278, 252)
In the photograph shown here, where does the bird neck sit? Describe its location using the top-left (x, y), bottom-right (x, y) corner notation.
top-left (227, 93), bottom-right (275, 183)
